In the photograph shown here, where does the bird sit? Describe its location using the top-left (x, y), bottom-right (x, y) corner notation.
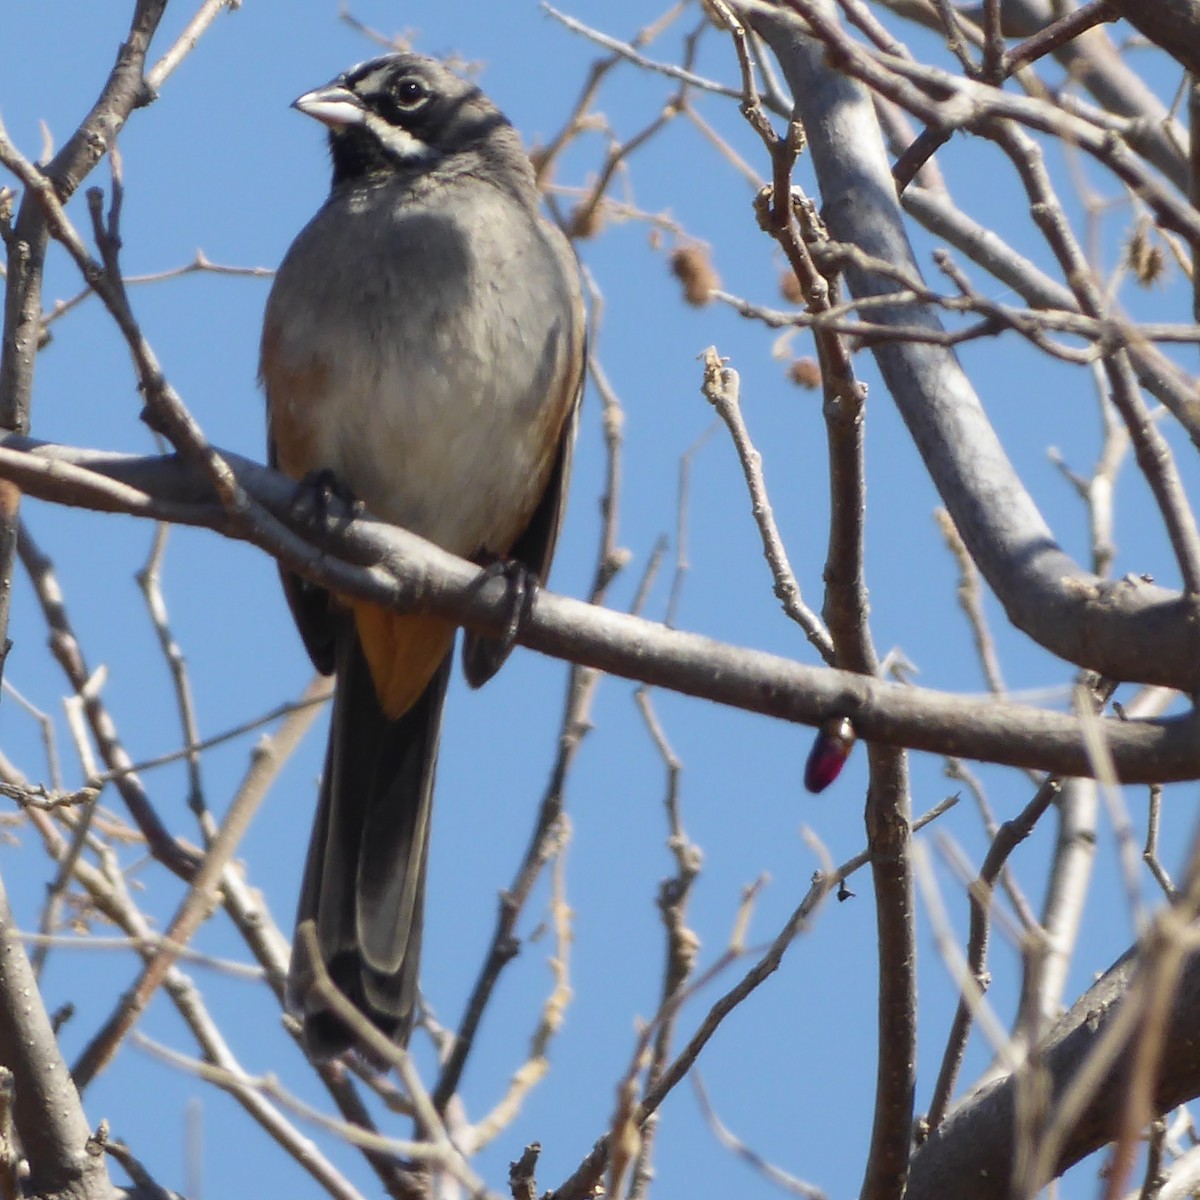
top-left (260, 52), bottom-right (585, 1057)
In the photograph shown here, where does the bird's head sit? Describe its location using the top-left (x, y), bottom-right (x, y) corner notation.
top-left (293, 53), bottom-right (517, 186)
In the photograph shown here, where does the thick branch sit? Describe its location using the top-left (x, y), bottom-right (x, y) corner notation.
top-left (2, 436), bottom-right (1198, 782)
top-left (908, 942), bottom-right (1200, 1200)
top-left (736, 0), bottom-right (1200, 692)
top-left (0, 873), bottom-right (113, 1199)
top-left (1102, 0), bottom-right (1200, 78)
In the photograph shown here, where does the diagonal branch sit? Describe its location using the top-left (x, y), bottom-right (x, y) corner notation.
top-left (0, 873), bottom-right (113, 1199)
top-left (908, 930), bottom-right (1200, 1200)
top-left (2, 437), bottom-right (1196, 781)
top-left (734, 0), bottom-right (1200, 692)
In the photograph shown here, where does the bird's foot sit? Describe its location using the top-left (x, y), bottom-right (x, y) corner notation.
top-left (291, 468), bottom-right (363, 532)
top-left (477, 558), bottom-right (539, 657)
top-left (461, 557), bottom-right (542, 686)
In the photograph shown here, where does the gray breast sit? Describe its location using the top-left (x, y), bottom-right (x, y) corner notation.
top-left (264, 172), bottom-right (578, 555)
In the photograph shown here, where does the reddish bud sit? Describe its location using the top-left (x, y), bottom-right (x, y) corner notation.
top-left (804, 716), bottom-right (856, 793)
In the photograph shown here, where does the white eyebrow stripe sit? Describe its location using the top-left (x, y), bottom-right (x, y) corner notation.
top-left (352, 65), bottom-right (394, 93)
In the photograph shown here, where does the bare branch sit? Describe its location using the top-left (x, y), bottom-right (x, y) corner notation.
top-left (2, 438), bottom-right (1199, 781)
top-left (0, 872), bottom-right (113, 1198)
top-left (734, 0), bottom-right (1200, 691)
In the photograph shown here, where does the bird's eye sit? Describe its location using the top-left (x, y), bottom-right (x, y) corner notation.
top-left (391, 77), bottom-right (430, 109)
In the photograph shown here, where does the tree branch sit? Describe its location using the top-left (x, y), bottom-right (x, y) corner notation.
top-left (908, 937), bottom-right (1200, 1200)
top-left (0, 872), bottom-right (113, 1199)
top-left (734, 0), bottom-right (1200, 691)
top-left (1, 437), bottom-right (1195, 784)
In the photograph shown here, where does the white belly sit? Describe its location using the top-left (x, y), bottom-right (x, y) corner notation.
top-left (272, 338), bottom-right (558, 556)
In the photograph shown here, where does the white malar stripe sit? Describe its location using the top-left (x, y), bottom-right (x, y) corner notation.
top-left (363, 111), bottom-right (435, 162)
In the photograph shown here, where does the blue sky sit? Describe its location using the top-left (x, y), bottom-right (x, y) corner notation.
top-left (1, 3), bottom-right (1197, 1197)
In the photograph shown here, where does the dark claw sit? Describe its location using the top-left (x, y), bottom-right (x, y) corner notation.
top-left (291, 468), bottom-right (361, 530)
top-left (475, 558), bottom-right (539, 660)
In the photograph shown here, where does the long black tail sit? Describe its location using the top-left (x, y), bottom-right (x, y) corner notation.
top-left (288, 620), bottom-right (452, 1057)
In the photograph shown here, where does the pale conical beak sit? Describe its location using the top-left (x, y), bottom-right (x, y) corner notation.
top-left (292, 83), bottom-right (366, 128)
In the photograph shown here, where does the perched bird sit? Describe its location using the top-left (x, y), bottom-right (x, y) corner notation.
top-left (260, 52), bottom-right (585, 1056)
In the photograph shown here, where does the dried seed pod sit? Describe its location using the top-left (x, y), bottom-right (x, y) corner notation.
top-left (669, 244), bottom-right (719, 306)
